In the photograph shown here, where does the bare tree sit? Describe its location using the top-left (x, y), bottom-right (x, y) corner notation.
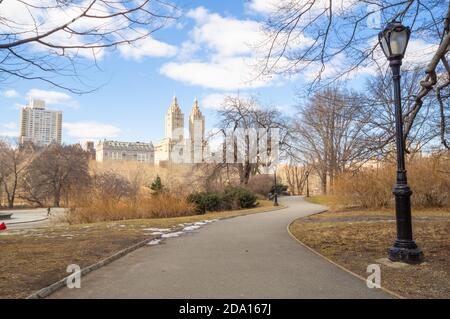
top-left (93, 171), bottom-right (134, 203)
top-left (0, 0), bottom-right (178, 92)
top-left (364, 67), bottom-right (442, 154)
top-left (259, 0), bottom-right (450, 148)
top-left (280, 163), bottom-right (309, 195)
top-left (292, 87), bottom-right (373, 193)
top-left (0, 140), bottom-right (34, 208)
top-left (211, 95), bottom-right (289, 185)
top-left (20, 144), bottom-right (90, 207)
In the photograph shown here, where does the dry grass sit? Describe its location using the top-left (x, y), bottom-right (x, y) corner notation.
top-left (289, 209), bottom-right (450, 299)
top-left (0, 200), bottom-right (279, 299)
top-left (334, 154), bottom-right (450, 209)
top-left (89, 161), bottom-right (207, 194)
top-left (63, 193), bottom-right (197, 224)
top-left (303, 195), bottom-right (336, 207)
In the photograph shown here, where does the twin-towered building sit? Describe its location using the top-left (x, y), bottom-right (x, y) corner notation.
top-left (95, 96), bottom-right (206, 165)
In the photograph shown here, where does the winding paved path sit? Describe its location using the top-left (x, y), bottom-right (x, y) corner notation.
top-left (50, 196), bottom-right (389, 299)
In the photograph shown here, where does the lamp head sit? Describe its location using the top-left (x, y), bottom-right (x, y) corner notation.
top-left (378, 21), bottom-right (411, 61)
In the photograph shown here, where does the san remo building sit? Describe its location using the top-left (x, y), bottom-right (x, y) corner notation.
top-left (154, 96), bottom-right (205, 165)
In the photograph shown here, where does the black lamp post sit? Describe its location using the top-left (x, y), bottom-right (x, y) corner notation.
top-left (273, 168), bottom-right (279, 206)
top-left (305, 171), bottom-right (310, 198)
top-left (378, 21), bottom-right (423, 264)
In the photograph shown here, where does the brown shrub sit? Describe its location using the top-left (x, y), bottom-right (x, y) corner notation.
top-left (246, 174), bottom-right (273, 196)
top-left (334, 154), bottom-right (450, 209)
top-left (63, 193), bottom-right (196, 224)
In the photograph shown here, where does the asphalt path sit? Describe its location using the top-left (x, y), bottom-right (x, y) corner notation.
top-left (50, 196), bottom-right (390, 299)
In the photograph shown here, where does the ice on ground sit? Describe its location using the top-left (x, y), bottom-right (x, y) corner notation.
top-left (194, 222), bottom-right (207, 226)
top-left (143, 228), bottom-right (170, 232)
top-left (147, 239), bottom-right (161, 245)
top-left (183, 225), bottom-right (200, 231)
top-left (161, 231), bottom-right (184, 238)
top-left (204, 219), bottom-right (218, 223)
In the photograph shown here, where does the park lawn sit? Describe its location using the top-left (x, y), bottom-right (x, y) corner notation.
top-left (0, 200), bottom-right (281, 299)
top-left (303, 195), bottom-right (337, 207)
top-left (289, 208), bottom-right (450, 299)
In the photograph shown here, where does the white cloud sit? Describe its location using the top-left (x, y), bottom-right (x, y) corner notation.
top-left (247, 0), bottom-right (357, 16)
top-left (161, 7), bottom-right (285, 90)
top-left (0, 122), bottom-right (18, 138)
top-left (118, 29), bottom-right (177, 60)
top-left (63, 121), bottom-right (121, 140)
top-left (201, 93), bottom-right (227, 110)
top-left (186, 7), bottom-right (263, 58)
top-left (2, 122), bottom-right (17, 130)
top-left (2, 89), bottom-right (19, 98)
top-left (26, 89), bottom-right (78, 108)
top-left (246, 0), bottom-right (282, 15)
top-left (161, 57), bottom-right (274, 90)
top-left (404, 39), bottom-right (439, 66)
top-left (201, 92), bottom-right (254, 110)
top-left (0, 1), bottom-right (174, 62)
top-left (0, 131), bottom-right (18, 138)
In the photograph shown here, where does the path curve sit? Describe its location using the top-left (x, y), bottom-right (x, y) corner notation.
top-left (50, 196), bottom-right (389, 299)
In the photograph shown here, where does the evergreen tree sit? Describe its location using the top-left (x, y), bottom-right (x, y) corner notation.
top-left (150, 175), bottom-right (163, 193)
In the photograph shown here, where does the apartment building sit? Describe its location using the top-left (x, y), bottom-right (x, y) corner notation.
top-left (19, 99), bottom-right (62, 145)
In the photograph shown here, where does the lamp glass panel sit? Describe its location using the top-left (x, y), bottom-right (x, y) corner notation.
top-left (380, 36), bottom-right (390, 58)
top-left (390, 30), bottom-right (408, 55)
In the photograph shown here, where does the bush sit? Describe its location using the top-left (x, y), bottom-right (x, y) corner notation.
top-left (187, 187), bottom-right (258, 213)
top-left (63, 192), bottom-right (196, 224)
top-left (333, 154), bottom-right (450, 209)
top-left (187, 192), bottom-right (223, 214)
top-left (224, 186), bottom-right (257, 209)
top-left (271, 183), bottom-right (288, 195)
top-left (149, 175), bottom-right (164, 194)
top-left (246, 174), bottom-right (273, 196)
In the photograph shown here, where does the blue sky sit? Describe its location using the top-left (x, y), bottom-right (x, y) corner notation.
top-left (0, 0), bottom-right (437, 144)
top-left (0, 0), bottom-right (298, 144)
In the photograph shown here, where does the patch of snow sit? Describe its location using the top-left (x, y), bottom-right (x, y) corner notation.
top-left (183, 225), bottom-right (201, 231)
top-left (161, 231), bottom-right (184, 238)
top-left (147, 239), bottom-right (161, 245)
top-left (194, 222), bottom-right (207, 226)
top-left (143, 227), bottom-right (170, 232)
top-left (202, 219), bottom-right (218, 223)
top-left (150, 232), bottom-right (163, 235)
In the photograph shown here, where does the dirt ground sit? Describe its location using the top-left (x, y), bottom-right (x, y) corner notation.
top-left (289, 208), bottom-right (450, 299)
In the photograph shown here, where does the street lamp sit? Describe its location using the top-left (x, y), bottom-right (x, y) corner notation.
top-left (273, 168), bottom-right (279, 206)
top-left (378, 21), bottom-right (423, 263)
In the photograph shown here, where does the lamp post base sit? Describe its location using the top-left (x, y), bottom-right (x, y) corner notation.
top-left (388, 240), bottom-right (424, 264)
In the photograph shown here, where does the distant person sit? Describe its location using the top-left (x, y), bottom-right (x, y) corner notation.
top-left (47, 207), bottom-right (51, 216)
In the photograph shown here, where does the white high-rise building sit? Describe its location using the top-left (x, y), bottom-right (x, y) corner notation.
top-left (19, 99), bottom-right (62, 145)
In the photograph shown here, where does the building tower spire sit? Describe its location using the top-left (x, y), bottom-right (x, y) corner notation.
top-left (189, 98), bottom-right (205, 163)
top-left (165, 96), bottom-right (184, 140)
